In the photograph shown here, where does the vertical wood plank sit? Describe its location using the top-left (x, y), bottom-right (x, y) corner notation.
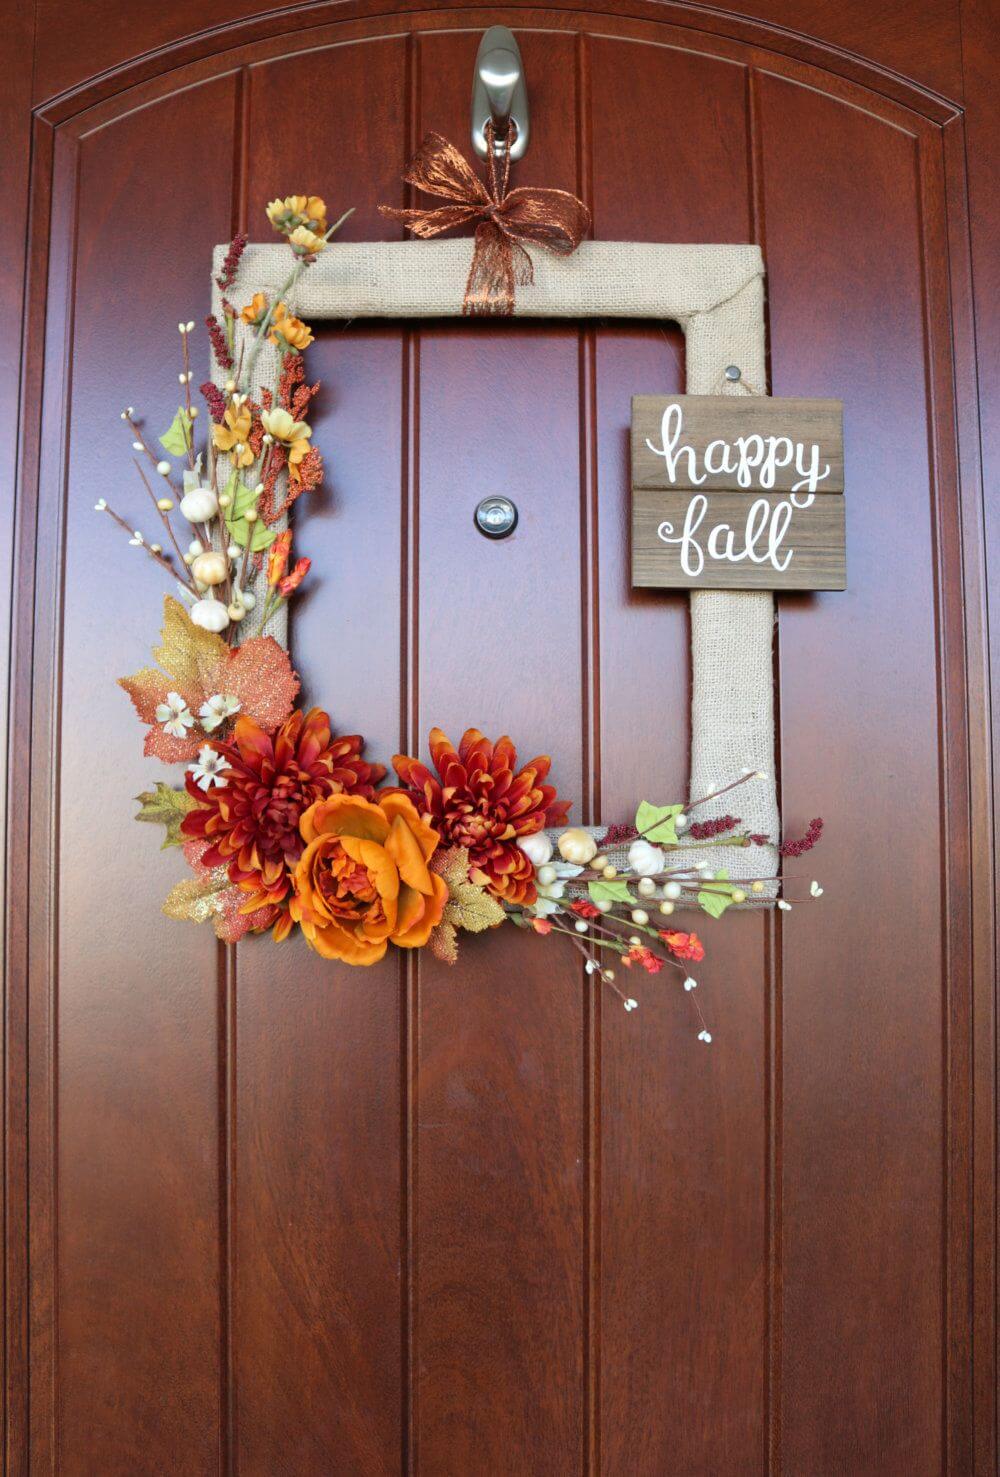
top-left (233, 38), bottom-right (408, 1475)
top-left (587, 37), bottom-right (770, 1475)
top-left (758, 71), bottom-right (945, 1474)
top-left (50, 79), bottom-right (237, 1472)
top-left (410, 29), bottom-right (586, 1474)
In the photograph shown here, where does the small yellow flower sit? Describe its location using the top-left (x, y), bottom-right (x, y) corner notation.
top-left (240, 292), bottom-right (268, 326)
top-left (266, 195), bottom-right (327, 235)
top-left (288, 224), bottom-right (326, 257)
top-left (261, 407), bottom-right (312, 481)
top-left (301, 196), bottom-right (327, 230)
top-left (212, 404), bottom-right (255, 468)
top-left (268, 302), bottom-right (313, 352)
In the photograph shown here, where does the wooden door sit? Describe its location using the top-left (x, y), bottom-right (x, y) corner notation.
top-left (5, 4), bottom-right (997, 1474)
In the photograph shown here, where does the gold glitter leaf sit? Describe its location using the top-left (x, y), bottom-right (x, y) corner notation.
top-left (162, 867), bottom-right (230, 925)
top-left (430, 845), bottom-right (506, 964)
top-left (446, 882), bottom-right (506, 934)
top-left (135, 783), bottom-right (196, 849)
top-left (154, 595), bottom-right (229, 693)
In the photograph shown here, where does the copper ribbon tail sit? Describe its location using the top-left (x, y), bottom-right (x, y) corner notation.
top-left (378, 127), bottom-right (591, 315)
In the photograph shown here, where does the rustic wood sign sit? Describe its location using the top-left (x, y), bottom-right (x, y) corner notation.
top-left (631, 395), bottom-right (846, 590)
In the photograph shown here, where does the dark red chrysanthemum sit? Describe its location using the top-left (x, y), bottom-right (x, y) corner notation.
top-left (181, 707), bottom-right (385, 938)
top-left (392, 727), bottom-right (571, 905)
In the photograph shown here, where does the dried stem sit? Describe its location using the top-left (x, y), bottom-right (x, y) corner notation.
top-left (123, 412), bottom-right (181, 495)
top-left (179, 326), bottom-right (196, 471)
top-left (98, 503), bottom-right (195, 590)
top-left (133, 459), bottom-right (191, 577)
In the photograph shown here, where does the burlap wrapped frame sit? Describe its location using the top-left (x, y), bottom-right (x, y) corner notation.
top-left (212, 239), bottom-right (778, 881)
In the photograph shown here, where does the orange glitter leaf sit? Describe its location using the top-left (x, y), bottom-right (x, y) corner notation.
top-left (221, 637), bottom-right (300, 733)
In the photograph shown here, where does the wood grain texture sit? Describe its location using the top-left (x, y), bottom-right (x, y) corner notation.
top-left (757, 69), bottom-right (952, 1474)
top-left (45, 81), bottom-right (237, 1472)
top-left (632, 489), bottom-right (846, 590)
top-left (2, 4), bottom-right (38, 1467)
top-left (586, 34), bottom-right (771, 1477)
top-left (959, 2), bottom-right (1000, 1472)
top-left (4, 6), bottom-right (995, 1476)
top-left (28, 0), bottom-right (965, 111)
top-left (411, 31), bottom-right (586, 1474)
top-left (233, 41), bottom-right (409, 1475)
top-left (631, 395), bottom-right (844, 493)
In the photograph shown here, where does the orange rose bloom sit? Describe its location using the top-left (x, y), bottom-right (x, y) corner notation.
top-left (290, 793), bottom-right (448, 965)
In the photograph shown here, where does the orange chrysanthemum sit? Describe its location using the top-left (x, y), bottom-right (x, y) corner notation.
top-left (392, 727), bottom-right (571, 905)
top-left (180, 708), bottom-right (386, 939)
top-left (290, 792), bottom-right (448, 965)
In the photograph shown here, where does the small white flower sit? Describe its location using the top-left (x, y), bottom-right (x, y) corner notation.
top-left (697, 1029), bottom-right (712, 1043)
top-left (623, 998), bottom-right (638, 1012)
top-left (155, 691), bottom-right (195, 738)
top-left (94, 498), bottom-right (107, 511)
top-left (199, 693), bottom-right (241, 732)
top-left (683, 976), bottom-right (697, 991)
top-left (777, 898), bottom-right (792, 911)
top-left (189, 745), bottom-right (228, 791)
top-left (128, 530), bottom-right (144, 546)
top-left (810, 881), bottom-right (824, 898)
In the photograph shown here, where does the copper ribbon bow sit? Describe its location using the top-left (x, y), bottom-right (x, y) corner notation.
top-left (379, 126), bottom-right (592, 316)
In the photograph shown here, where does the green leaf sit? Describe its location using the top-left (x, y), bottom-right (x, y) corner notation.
top-left (697, 868), bottom-right (736, 919)
top-left (135, 782), bottom-right (197, 850)
top-left (588, 878), bottom-right (635, 906)
top-left (635, 800), bottom-right (684, 845)
top-left (223, 472), bottom-right (277, 553)
top-left (158, 407), bottom-right (193, 457)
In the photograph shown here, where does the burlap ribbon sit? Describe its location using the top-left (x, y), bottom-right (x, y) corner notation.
top-left (379, 126), bottom-right (591, 315)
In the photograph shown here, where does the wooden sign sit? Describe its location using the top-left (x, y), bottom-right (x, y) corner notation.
top-left (630, 395), bottom-right (845, 591)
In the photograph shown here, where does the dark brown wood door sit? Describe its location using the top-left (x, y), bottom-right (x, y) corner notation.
top-left (5, 4), bottom-right (997, 1474)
